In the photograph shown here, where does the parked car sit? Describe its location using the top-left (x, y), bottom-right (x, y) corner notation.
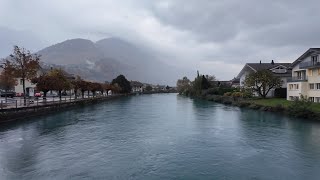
top-left (0, 91), bottom-right (16, 98)
top-left (35, 92), bottom-right (42, 97)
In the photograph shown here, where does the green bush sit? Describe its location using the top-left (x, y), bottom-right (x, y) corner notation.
top-left (231, 92), bottom-right (242, 97)
top-left (242, 91), bottom-right (253, 98)
top-left (287, 95), bottom-right (313, 118)
top-left (224, 92), bottom-right (232, 96)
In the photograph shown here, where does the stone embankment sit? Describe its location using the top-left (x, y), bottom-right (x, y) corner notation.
top-left (0, 95), bottom-right (126, 123)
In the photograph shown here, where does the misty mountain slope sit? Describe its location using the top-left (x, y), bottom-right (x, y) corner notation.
top-left (36, 37), bottom-right (185, 85)
top-left (95, 38), bottom-right (184, 84)
top-left (38, 38), bottom-right (104, 65)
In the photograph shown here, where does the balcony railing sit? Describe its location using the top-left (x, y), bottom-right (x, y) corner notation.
top-left (287, 76), bottom-right (308, 82)
top-left (272, 69), bottom-right (287, 74)
top-left (299, 61), bottom-right (320, 69)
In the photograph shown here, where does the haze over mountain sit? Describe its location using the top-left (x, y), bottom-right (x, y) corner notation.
top-left (37, 37), bottom-right (186, 85)
top-left (0, 27), bottom-right (46, 58)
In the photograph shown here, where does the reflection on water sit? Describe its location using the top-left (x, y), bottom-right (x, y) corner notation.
top-left (0, 94), bottom-right (320, 179)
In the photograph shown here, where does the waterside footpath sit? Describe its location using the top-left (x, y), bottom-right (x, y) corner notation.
top-left (197, 94), bottom-right (320, 120)
top-left (0, 94), bottom-right (128, 123)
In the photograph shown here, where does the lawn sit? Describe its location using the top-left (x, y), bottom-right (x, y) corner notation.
top-left (249, 98), bottom-right (320, 113)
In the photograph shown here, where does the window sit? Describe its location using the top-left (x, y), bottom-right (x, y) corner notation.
top-left (309, 97), bottom-right (315, 102)
top-left (289, 84), bottom-right (300, 90)
top-left (317, 83), bottom-right (320, 90)
top-left (316, 97), bottom-right (320, 103)
top-left (310, 83), bottom-right (315, 90)
top-left (297, 71), bottom-right (302, 78)
top-left (311, 55), bottom-right (318, 65)
top-left (308, 69), bottom-right (313, 76)
top-left (20, 79), bottom-right (23, 85)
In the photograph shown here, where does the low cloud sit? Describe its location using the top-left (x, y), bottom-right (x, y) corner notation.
top-left (1, 0), bottom-right (320, 80)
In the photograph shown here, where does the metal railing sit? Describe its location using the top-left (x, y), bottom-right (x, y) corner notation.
top-left (272, 69), bottom-right (287, 74)
top-left (287, 76), bottom-right (308, 82)
top-left (299, 61), bottom-right (320, 69)
top-left (0, 94), bottom-right (112, 110)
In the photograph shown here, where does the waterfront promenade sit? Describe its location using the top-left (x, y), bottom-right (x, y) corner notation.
top-left (0, 94), bottom-right (123, 122)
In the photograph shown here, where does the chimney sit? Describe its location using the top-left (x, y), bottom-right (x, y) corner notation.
top-left (260, 60), bottom-right (261, 64)
top-left (271, 60), bottom-right (274, 65)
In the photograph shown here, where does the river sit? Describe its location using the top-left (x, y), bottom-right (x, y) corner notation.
top-left (0, 94), bottom-right (320, 179)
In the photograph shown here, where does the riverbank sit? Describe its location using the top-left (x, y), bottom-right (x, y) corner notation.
top-left (0, 94), bottom-right (128, 123)
top-left (196, 94), bottom-right (320, 120)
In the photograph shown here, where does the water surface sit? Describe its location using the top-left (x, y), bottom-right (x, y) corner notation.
top-left (0, 94), bottom-right (320, 179)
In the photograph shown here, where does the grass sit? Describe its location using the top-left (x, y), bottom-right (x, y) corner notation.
top-left (249, 98), bottom-right (320, 113)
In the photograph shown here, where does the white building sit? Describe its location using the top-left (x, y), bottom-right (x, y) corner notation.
top-left (237, 61), bottom-right (291, 97)
top-left (14, 78), bottom-right (36, 97)
top-left (287, 48), bottom-right (320, 102)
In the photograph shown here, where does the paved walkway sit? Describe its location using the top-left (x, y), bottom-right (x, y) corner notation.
top-left (0, 95), bottom-right (112, 110)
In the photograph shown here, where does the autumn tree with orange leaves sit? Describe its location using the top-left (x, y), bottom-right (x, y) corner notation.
top-left (6, 46), bottom-right (40, 105)
top-left (0, 60), bottom-right (17, 102)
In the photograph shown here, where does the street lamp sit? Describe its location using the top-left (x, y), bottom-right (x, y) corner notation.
top-left (0, 62), bottom-right (9, 103)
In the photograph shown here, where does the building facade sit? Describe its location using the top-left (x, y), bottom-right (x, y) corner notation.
top-left (14, 78), bottom-right (36, 97)
top-left (287, 48), bottom-right (320, 102)
top-left (237, 61), bottom-right (291, 97)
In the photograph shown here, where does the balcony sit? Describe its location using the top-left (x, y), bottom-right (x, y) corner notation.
top-left (299, 61), bottom-right (320, 69)
top-left (287, 76), bottom-right (308, 82)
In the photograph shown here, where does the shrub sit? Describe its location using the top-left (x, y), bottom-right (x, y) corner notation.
top-left (232, 92), bottom-right (242, 97)
top-left (287, 95), bottom-right (313, 118)
top-left (242, 91), bottom-right (253, 98)
top-left (224, 92), bottom-right (232, 96)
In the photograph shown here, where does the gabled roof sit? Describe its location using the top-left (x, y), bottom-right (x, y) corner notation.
top-left (291, 48), bottom-right (320, 67)
top-left (247, 63), bottom-right (291, 71)
top-left (237, 62), bottom-right (291, 78)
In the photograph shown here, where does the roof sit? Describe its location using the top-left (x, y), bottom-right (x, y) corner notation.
top-left (290, 48), bottom-right (320, 67)
top-left (130, 81), bottom-right (143, 87)
top-left (237, 62), bottom-right (292, 78)
top-left (246, 63), bottom-right (291, 71)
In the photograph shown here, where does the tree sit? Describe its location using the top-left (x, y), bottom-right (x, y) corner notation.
top-left (79, 80), bottom-right (89, 98)
top-left (192, 74), bottom-right (210, 96)
top-left (31, 73), bottom-right (54, 100)
top-left (7, 46), bottom-right (40, 105)
top-left (71, 76), bottom-right (83, 99)
top-left (244, 70), bottom-right (282, 98)
top-left (0, 60), bottom-right (17, 102)
top-left (146, 85), bottom-right (153, 92)
top-left (111, 75), bottom-right (131, 94)
top-left (176, 76), bottom-right (191, 94)
top-left (103, 83), bottom-right (113, 96)
top-left (88, 82), bottom-right (103, 97)
top-left (111, 83), bottom-right (122, 94)
top-left (48, 69), bottom-right (71, 100)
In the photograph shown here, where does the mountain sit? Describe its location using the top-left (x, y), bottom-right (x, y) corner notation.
top-left (37, 38), bottom-right (183, 85)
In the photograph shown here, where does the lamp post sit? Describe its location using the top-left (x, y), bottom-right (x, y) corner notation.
top-left (0, 63), bottom-right (8, 103)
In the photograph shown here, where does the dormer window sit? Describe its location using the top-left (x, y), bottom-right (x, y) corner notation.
top-left (271, 66), bottom-right (287, 74)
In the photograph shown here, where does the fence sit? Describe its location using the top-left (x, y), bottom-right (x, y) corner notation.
top-left (0, 94), bottom-right (113, 111)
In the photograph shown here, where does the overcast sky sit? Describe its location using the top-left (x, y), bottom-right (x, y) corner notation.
top-left (1, 0), bottom-right (320, 80)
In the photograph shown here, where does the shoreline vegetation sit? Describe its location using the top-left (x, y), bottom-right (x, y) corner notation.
top-left (196, 94), bottom-right (320, 120)
top-left (176, 72), bottom-right (320, 120)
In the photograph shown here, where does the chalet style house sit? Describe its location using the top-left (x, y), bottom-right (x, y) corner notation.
top-left (287, 48), bottom-right (320, 102)
top-left (237, 61), bottom-right (291, 97)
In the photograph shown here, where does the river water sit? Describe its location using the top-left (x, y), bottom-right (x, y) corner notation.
top-left (0, 94), bottom-right (320, 179)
